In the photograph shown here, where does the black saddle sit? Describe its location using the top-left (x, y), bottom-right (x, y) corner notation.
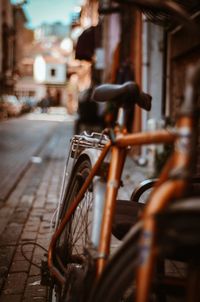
top-left (92, 81), bottom-right (152, 111)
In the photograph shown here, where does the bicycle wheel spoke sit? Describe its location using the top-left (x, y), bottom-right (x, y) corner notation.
top-left (71, 191), bottom-right (91, 236)
top-left (71, 215), bottom-right (92, 252)
top-left (72, 219), bottom-right (92, 249)
top-left (70, 192), bottom-right (93, 254)
top-left (73, 199), bottom-right (92, 243)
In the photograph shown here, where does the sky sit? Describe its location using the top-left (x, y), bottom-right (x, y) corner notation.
top-left (12, 0), bottom-right (82, 28)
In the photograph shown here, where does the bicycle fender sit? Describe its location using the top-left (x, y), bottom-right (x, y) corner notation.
top-left (80, 148), bottom-right (110, 167)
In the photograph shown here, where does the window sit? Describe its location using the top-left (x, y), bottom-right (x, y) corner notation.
top-left (50, 68), bottom-right (56, 77)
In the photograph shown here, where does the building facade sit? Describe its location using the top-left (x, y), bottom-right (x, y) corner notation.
top-left (33, 55), bottom-right (67, 105)
top-left (0, 0), bottom-right (29, 95)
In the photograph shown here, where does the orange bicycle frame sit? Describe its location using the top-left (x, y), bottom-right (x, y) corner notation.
top-left (48, 128), bottom-right (176, 283)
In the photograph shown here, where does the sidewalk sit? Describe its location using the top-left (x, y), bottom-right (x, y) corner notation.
top-left (0, 122), bottom-right (72, 302)
top-left (0, 121), bottom-right (149, 302)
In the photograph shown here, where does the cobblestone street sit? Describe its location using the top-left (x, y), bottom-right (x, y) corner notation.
top-left (0, 112), bottom-right (74, 302)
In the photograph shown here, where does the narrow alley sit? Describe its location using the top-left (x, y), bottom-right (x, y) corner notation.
top-left (0, 110), bottom-right (147, 302)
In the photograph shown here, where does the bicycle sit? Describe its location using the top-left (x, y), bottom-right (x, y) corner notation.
top-left (42, 1), bottom-right (200, 301)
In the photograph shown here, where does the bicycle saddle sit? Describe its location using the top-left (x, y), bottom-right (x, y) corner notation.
top-left (92, 81), bottom-right (152, 111)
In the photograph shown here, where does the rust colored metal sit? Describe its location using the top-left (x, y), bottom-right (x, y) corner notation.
top-left (153, 153), bottom-right (175, 189)
top-left (136, 179), bottom-right (187, 302)
top-left (48, 141), bottom-right (112, 284)
top-left (96, 146), bottom-right (127, 276)
top-left (116, 129), bottom-right (176, 147)
top-left (135, 116), bottom-right (194, 302)
top-left (172, 117), bottom-right (194, 171)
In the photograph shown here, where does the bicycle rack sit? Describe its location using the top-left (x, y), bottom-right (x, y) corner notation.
top-left (70, 131), bottom-right (109, 159)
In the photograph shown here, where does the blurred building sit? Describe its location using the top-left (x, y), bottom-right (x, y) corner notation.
top-left (0, 0), bottom-right (2, 80)
top-left (79, 0), bottom-right (199, 124)
top-left (0, 0), bottom-right (15, 94)
top-left (76, 0), bottom-right (200, 172)
top-left (34, 22), bottom-right (69, 41)
top-left (33, 54), bottom-right (67, 105)
top-left (14, 19), bottom-right (70, 105)
top-left (64, 1), bottom-right (99, 114)
top-left (0, 0), bottom-right (31, 95)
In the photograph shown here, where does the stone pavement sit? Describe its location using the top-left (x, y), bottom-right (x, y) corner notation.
top-left (0, 117), bottom-right (58, 203)
top-left (0, 114), bottom-right (148, 302)
top-left (0, 119), bottom-right (73, 302)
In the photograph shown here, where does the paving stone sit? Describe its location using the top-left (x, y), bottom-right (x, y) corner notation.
top-left (35, 190), bottom-right (46, 198)
top-left (0, 219), bottom-right (10, 236)
top-left (3, 272), bottom-right (27, 295)
top-left (38, 222), bottom-right (51, 235)
top-left (0, 294), bottom-right (22, 302)
top-left (11, 209), bottom-right (29, 225)
top-left (0, 208), bottom-right (15, 235)
top-left (29, 265), bottom-right (40, 277)
top-left (6, 197), bottom-right (20, 208)
top-left (32, 247), bottom-right (47, 262)
top-left (33, 196), bottom-right (46, 209)
top-left (21, 231), bottom-right (37, 241)
top-left (10, 260), bottom-right (30, 273)
top-left (0, 224), bottom-right (23, 246)
top-left (30, 209), bottom-right (45, 220)
top-left (0, 265), bottom-right (8, 291)
top-left (0, 121), bottom-right (77, 300)
top-left (45, 203), bottom-right (57, 210)
top-left (37, 184), bottom-right (48, 191)
top-left (23, 224), bottom-right (39, 233)
top-left (0, 246), bottom-right (16, 268)
top-left (42, 213), bottom-right (54, 222)
top-left (28, 216), bottom-right (41, 224)
top-left (23, 276), bottom-right (46, 301)
top-left (0, 266), bottom-right (8, 279)
top-left (13, 250), bottom-right (32, 262)
top-left (37, 233), bottom-right (52, 241)
top-left (18, 195), bottom-right (35, 208)
top-left (36, 239), bottom-right (50, 250)
top-left (6, 191), bottom-right (23, 208)
top-left (23, 297), bottom-right (46, 302)
top-left (0, 207), bottom-right (14, 218)
top-left (31, 255), bottom-right (43, 268)
top-left (18, 243), bottom-right (35, 253)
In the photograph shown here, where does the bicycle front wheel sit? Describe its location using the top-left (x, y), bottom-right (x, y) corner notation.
top-left (55, 156), bottom-right (94, 302)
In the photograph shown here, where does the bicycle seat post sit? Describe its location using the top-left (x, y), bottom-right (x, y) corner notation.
top-left (116, 106), bottom-right (129, 133)
top-left (116, 107), bottom-right (126, 128)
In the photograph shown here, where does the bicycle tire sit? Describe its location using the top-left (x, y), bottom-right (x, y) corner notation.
top-left (88, 222), bottom-right (142, 302)
top-left (89, 199), bottom-right (200, 302)
top-left (51, 156), bottom-right (94, 302)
